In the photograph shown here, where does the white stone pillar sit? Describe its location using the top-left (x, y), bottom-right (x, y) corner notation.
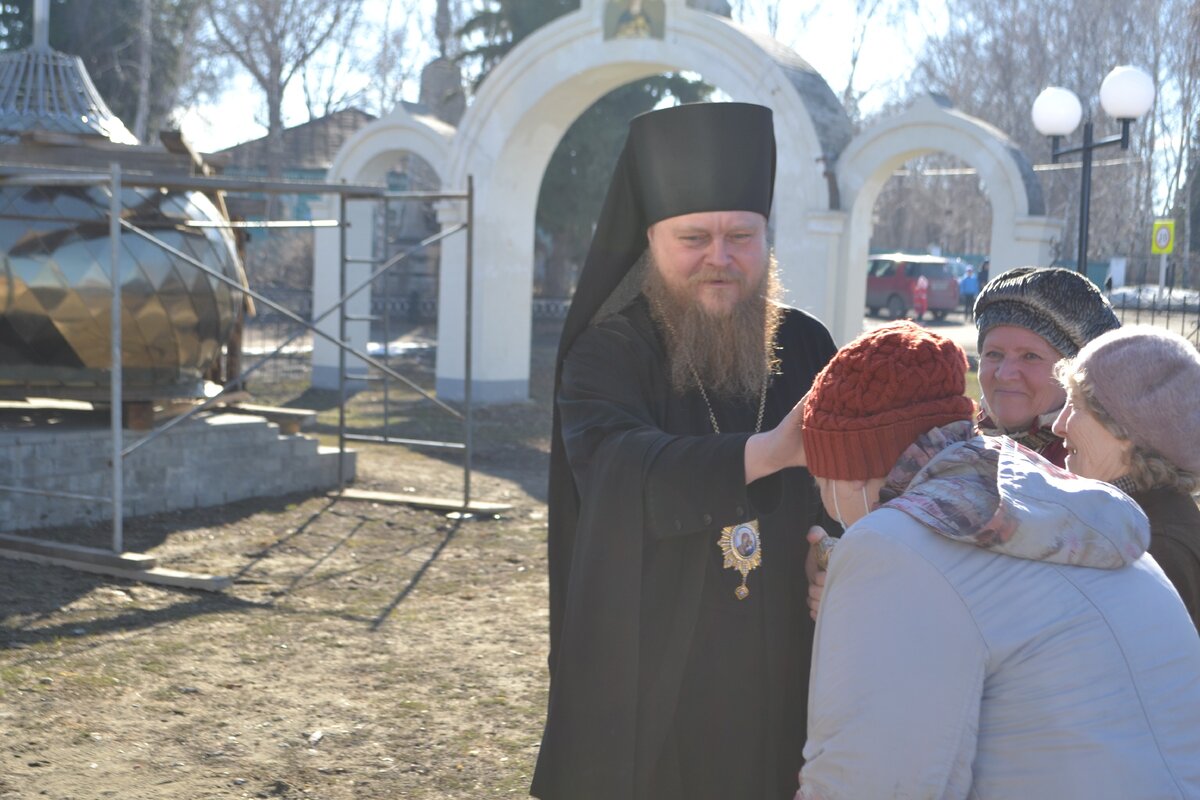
top-left (770, 164), bottom-right (843, 342)
top-left (310, 197), bottom-right (374, 389)
top-left (992, 216), bottom-right (1063, 277)
top-left (797, 210), bottom-right (855, 345)
top-left (433, 197), bottom-right (532, 404)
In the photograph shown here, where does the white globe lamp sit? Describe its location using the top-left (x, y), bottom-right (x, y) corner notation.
top-left (1099, 65), bottom-right (1155, 120)
top-left (1031, 86), bottom-right (1083, 136)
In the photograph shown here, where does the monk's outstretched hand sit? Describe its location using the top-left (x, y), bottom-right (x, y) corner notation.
top-left (744, 394), bottom-right (806, 484)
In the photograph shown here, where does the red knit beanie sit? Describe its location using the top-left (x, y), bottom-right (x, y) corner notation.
top-left (803, 321), bottom-right (975, 480)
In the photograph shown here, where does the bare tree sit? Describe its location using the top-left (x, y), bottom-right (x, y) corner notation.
top-left (839, 0), bottom-right (918, 124)
top-left (734, 0), bottom-right (917, 126)
top-left (729, 0), bottom-right (783, 36)
top-left (202, 0), bottom-right (362, 190)
top-left (299, 0), bottom-right (462, 121)
top-left (132, 0), bottom-right (153, 141)
top-left (300, 1), bottom-right (366, 119)
top-left (363, 0), bottom-right (424, 116)
top-left (1154, 0), bottom-right (1200, 284)
top-left (904, 0), bottom-right (1181, 276)
top-left (167, 3), bottom-right (234, 131)
top-left (33, 0), bottom-right (209, 139)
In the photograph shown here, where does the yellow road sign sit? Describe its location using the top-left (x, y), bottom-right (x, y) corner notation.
top-left (1152, 219), bottom-right (1175, 255)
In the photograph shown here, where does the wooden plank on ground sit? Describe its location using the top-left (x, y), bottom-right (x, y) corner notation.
top-left (226, 403), bottom-right (317, 434)
top-left (0, 532), bottom-right (158, 570)
top-left (332, 487), bottom-right (513, 514)
top-left (0, 546), bottom-right (231, 592)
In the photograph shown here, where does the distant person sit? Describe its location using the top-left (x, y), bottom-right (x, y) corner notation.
top-left (973, 267), bottom-right (1119, 466)
top-left (958, 265), bottom-right (979, 321)
top-left (1054, 326), bottom-right (1200, 632)
top-left (798, 321), bottom-right (1200, 799)
top-left (977, 258), bottom-right (990, 284)
top-left (912, 273), bottom-right (929, 321)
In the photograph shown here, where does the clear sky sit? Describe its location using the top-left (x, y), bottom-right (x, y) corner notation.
top-left (179, 1), bottom-right (947, 154)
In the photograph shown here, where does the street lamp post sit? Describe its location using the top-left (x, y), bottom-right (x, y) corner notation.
top-left (1031, 66), bottom-right (1156, 275)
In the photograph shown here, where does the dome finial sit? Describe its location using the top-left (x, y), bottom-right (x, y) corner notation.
top-left (33, 0), bottom-right (50, 51)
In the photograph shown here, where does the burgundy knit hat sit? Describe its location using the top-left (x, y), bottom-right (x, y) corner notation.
top-left (803, 321), bottom-right (975, 480)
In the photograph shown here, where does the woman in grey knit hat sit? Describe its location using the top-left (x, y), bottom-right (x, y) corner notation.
top-left (973, 267), bottom-right (1120, 465)
top-left (1054, 326), bottom-right (1200, 632)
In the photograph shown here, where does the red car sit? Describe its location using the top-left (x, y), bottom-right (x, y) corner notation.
top-left (866, 254), bottom-right (961, 320)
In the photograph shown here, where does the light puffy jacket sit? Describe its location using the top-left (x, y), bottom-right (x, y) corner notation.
top-left (800, 429), bottom-right (1200, 800)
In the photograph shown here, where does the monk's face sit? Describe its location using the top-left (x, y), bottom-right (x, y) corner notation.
top-left (646, 210), bottom-right (768, 317)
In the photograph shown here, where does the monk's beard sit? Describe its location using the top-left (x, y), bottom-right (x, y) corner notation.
top-left (642, 250), bottom-right (783, 403)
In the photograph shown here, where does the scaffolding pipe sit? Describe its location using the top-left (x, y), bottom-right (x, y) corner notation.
top-left (381, 197), bottom-right (392, 446)
top-left (338, 193), bottom-right (348, 488)
top-left (109, 162), bottom-right (123, 553)
top-left (464, 175), bottom-right (475, 507)
top-left (0, 162), bottom-right (469, 200)
top-left (184, 219), bottom-right (341, 229)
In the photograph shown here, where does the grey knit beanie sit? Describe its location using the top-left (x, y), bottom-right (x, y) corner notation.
top-left (1073, 326), bottom-right (1200, 474)
top-left (974, 267), bottom-right (1120, 357)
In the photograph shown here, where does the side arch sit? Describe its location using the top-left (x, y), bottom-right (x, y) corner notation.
top-left (833, 95), bottom-right (1061, 344)
top-left (310, 107), bottom-right (454, 387)
top-left (435, 0), bottom-right (853, 401)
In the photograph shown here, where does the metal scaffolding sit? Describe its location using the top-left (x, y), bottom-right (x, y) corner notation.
top-left (0, 163), bottom-right (479, 589)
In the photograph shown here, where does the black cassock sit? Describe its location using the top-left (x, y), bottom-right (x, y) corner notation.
top-left (532, 295), bottom-right (836, 800)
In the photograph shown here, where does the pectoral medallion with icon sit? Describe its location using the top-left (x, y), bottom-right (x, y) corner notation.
top-left (719, 521), bottom-right (762, 600)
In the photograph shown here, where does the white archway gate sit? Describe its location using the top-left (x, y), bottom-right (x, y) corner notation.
top-left (834, 95), bottom-right (1061, 342)
top-left (434, 0), bottom-right (852, 401)
top-left (311, 3), bottom-right (1064, 399)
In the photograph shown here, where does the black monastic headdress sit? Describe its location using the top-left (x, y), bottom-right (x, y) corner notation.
top-left (556, 101), bottom-right (777, 363)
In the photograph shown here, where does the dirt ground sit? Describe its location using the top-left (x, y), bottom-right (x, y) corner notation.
top-left (0, 330), bottom-right (561, 799)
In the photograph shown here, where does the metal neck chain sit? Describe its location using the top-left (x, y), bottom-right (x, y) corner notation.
top-left (691, 365), bottom-right (768, 434)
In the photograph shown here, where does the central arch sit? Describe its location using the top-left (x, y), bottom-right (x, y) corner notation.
top-left (435, 0), bottom-right (852, 402)
top-left (834, 95), bottom-right (1061, 338)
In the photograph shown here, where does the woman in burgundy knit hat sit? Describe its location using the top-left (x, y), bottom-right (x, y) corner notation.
top-left (795, 321), bottom-right (1200, 800)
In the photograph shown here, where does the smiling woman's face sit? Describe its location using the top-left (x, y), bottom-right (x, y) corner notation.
top-left (1051, 396), bottom-right (1132, 482)
top-left (978, 326), bottom-right (1067, 430)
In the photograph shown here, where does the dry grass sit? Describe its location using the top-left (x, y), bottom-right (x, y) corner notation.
top-left (0, 328), bottom-right (560, 800)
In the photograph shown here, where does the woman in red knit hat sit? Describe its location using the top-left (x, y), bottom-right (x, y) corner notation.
top-left (795, 321), bottom-right (1200, 800)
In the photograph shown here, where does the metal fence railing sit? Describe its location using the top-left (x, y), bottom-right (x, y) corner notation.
top-left (240, 287), bottom-right (313, 391)
top-left (1108, 285), bottom-right (1200, 347)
